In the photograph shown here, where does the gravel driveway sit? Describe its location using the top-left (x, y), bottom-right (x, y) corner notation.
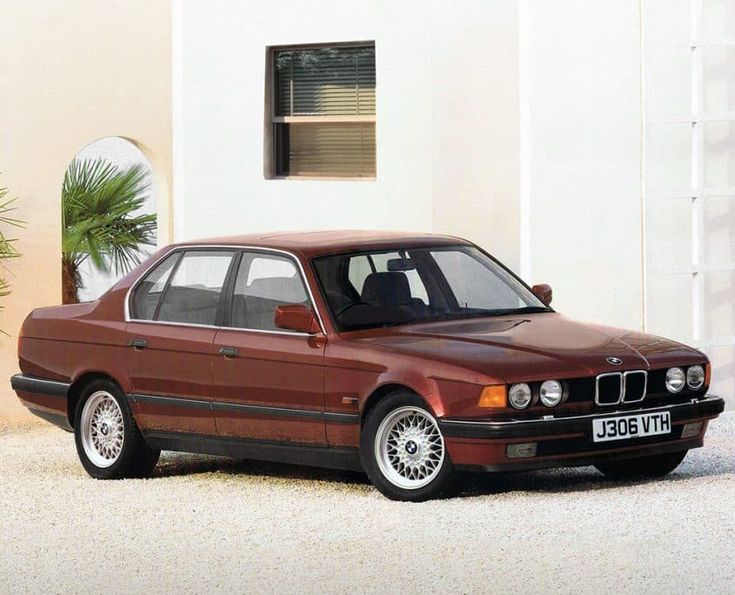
top-left (1, 414), bottom-right (733, 594)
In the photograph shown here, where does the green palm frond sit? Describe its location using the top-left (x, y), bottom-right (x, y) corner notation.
top-left (62, 157), bottom-right (157, 278)
top-left (0, 179), bottom-right (25, 329)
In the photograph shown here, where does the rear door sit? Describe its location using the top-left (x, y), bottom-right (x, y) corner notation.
top-left (212, 250), bottom-right (327, 445)
top-left (125, 248), bottom-right (236, 435)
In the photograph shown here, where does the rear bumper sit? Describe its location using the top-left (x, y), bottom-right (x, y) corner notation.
top-left (10, 373), bottom-right (72, 431)
top-left (439, 396), bottom-right (725, 471)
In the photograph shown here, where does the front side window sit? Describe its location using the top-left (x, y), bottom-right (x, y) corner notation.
top-left (270, 43), bottom-right (376, 178)
top-left (132, 250), bottom-right (234, 325)
top-left (229, 252), bottom-right (311, 331)
top-left (313, 245), bottom-right (548, 331)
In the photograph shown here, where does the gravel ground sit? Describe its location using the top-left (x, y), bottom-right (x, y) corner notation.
top-left (1, 414), bottom-right (733, 595)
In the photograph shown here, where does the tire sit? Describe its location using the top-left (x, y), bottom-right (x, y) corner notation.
top-left (595, 450), bottom-right (688, 480)
top-left (361, 391), bottom-right (455, 502)
top-left (73, 379), bottom-right (160, 479)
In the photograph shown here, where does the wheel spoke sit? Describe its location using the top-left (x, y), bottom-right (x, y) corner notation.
top-left (375, 406), bottom-right (445, 490)
top-left (80, 391), bottom-right (125, 468)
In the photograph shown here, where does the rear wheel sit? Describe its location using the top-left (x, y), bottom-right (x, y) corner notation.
top-left (361, 391), bottom-right (455, 501)
top-left (595, 450), bottom-right (688, 480)
top-left (74, 379), bottom-right (159, 479)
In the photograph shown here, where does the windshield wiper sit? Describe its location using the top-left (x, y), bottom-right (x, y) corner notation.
top-left (485, 306), bottom-right (552, 317)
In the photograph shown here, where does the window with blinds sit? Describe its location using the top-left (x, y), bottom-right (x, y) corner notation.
top-left (271, 44), bottom-right (376, 178)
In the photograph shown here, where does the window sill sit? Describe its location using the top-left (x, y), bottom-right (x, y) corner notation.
top-left (267, 175), bottom-right (377, 182)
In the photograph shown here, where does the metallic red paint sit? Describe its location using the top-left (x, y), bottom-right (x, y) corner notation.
top-left (12, 231), bottom-right (724, 473)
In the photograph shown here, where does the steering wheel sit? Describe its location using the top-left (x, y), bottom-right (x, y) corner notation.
top-left (335, 301), bottom-right (369, 318)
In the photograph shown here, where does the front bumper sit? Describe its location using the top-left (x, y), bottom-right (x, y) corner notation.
top-left (439, 396), bottom-right (725, 471)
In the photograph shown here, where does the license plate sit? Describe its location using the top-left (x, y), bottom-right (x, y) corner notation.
top-left (591, 411), bottom-right (671, 443)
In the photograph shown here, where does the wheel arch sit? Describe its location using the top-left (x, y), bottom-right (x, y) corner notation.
top-left (361, 379), bottom-right (442, 425)
top-left (67, 371), bottom-right (126, 429)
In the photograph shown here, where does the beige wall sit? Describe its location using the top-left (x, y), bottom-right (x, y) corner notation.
top-left (0, 0), bottom-right (172, 418)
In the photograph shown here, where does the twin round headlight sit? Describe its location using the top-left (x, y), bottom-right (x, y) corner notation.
top-left (665, 365), bottom-right (705, 393)
top-left (509, 380), bottom-right (563, 409)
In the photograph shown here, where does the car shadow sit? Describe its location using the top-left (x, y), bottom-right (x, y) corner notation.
top-left (457, 450), bottom-right (735, 497)
top-left (152, 446), bottom-right (733, 498)
top-left (153, 452), bottom-right (370, 486)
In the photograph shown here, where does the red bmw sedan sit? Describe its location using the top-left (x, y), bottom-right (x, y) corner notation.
top-left (11, 231), bottom-right (725, 500)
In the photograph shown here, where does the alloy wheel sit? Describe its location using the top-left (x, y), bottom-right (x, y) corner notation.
top-left (374, 406), bottom-right (445, 490)
top-left (80, 391), bottom-right (125, 468)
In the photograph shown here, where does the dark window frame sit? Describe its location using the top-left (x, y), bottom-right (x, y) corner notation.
top-left (265, 40), bottom-right (377, 180)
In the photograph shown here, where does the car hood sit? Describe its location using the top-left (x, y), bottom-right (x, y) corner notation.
top-left (349, 313), bottom-right (705, 383)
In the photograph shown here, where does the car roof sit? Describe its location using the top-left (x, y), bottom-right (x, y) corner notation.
top-left (176, 230), bottom-right (472, 258)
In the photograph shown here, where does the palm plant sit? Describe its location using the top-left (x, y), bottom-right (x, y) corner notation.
top-left (0, 178), bottom-right (24, 319)
top-left (62, 157), bottom-right (157, 304)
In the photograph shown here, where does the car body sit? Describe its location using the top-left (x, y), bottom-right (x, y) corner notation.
top-left (11, 230), bottom-right (725, 500)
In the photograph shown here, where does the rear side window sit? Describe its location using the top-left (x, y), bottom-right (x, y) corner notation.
top-left (229, 252), bottom-right (310, 330)
top-left (131, 253), bottom-right (180, 320)
top-left (131, 250), bottom-right (234, 325)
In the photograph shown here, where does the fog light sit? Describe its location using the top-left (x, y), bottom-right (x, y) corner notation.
top-left (506, 442), bottom-right (537, 459)
top-left (681, 422), bottom-right (703, 439)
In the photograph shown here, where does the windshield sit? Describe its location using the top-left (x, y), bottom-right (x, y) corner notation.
top-left (312, 245), bottom-right (550, 331)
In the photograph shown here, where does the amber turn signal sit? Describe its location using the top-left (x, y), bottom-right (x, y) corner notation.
top-left (478, 385), bottom-right (507, 408)
top-left (705, 363), bottom-right (711, 387)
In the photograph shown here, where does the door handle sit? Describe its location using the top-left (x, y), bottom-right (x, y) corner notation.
top-left (219, 347), bottom-right (239, 358)
top-left (129, 338), bottom-right (148, 350)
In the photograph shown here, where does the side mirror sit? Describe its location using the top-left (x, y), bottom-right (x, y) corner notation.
top-left (531, 283), bottom-right (553, 306)
top-left (274, 304), bottom-right (321, 334)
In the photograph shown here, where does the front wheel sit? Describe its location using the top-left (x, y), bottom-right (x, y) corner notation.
top-left (595, 450), bottom-right (688, 480)
top-left (361, 391), bottom-right (455, 501)
top-left (74, 379), bottom-right (160, 479)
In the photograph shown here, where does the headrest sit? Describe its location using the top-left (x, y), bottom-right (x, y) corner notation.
top-left (361, 272), bottom-right (411, 306)
top-left (247, 276), bottom-right (306, 303)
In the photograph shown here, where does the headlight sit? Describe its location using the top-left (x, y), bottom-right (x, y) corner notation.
top-left (539, 380), bottom-right (563, 407)
top-left (665, 367), bottom-right (685, 393)
top-left (508, 383), bottom-right (532, 409)
top-left (687, 365), bottom-right (705, 390)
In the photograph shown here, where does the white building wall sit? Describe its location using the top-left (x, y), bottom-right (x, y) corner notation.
top-left (176, 0), bottom-right (732, 402)
top-left (430, 1), bottom-right (521, 271)
top-left (642, 0), bottom-right (735, 401)
top-left (522, 0), bottom-right (644, 330)
top-left (175, 0), bottom-right (521, 265)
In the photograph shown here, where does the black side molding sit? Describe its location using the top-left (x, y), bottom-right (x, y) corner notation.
top-left (128, 393), bottom-right (213, 410)
top-left (130, 392), bottom-right (361, 424)
top-left (10, 374), bottom-right (70, 398)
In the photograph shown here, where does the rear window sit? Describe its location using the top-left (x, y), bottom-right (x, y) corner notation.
top-left (131, 250), bottom-right (234, 325)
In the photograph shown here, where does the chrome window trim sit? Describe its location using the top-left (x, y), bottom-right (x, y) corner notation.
top-left (124, 244), bottom-right (327, 336)
top-left (595, 370), bottom-right (648, 406)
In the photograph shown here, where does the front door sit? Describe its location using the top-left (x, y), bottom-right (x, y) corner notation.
top-left (212, 250), bottom-right (326, 445)
top-left (125, 248), bottom-right (236, 435)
